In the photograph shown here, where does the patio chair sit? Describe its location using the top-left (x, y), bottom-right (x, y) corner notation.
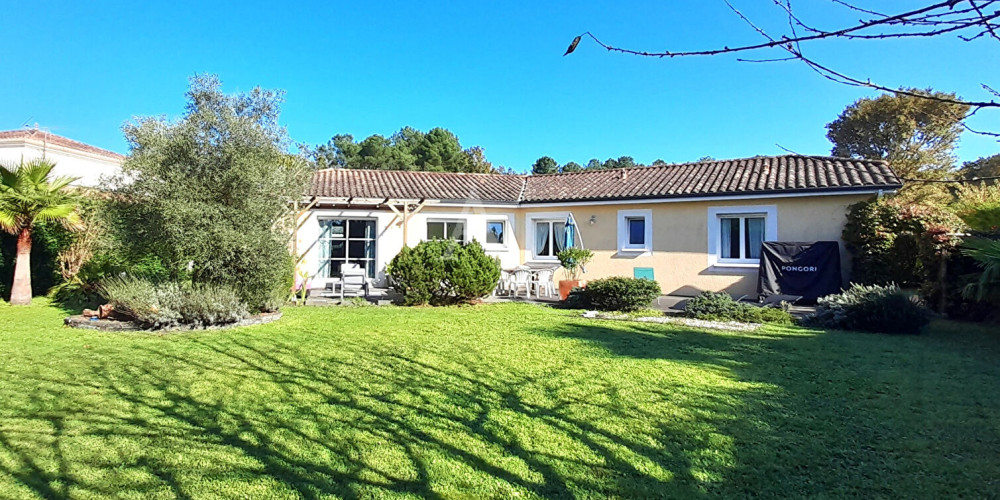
top-left (760, 294), bottom-right (802, 306)
top-left (531, 268), bottom-right (556, 298)
top-left (340, 264), bottom-right (370, 300)
top-left (496, 269), bottom-right (512, 296)
top-left (508, 268), bottom-right (532, 297)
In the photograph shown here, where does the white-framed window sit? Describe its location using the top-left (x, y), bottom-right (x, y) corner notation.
top-left (427, 220), bottom-right (466, 242)
top-left (720, 215), bottom-right (765, 260)
top-left (617, 209), bottom-right (652, 254)
top-left (486, 220), bottom-right (506, 246)
top-left (533, 219), bottom-right (567, 259)
top-left (707, 205), bottom-right (778, 267)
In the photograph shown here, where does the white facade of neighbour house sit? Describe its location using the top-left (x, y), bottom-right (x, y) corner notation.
top-left (0, 129), bottom-right (124, 187)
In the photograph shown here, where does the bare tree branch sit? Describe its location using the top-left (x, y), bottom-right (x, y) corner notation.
top-left (579, 2), bottom-right (979, 58)
top-left (829, 0), bottom-right (888, 18)
top-left (570, 1), bottom-right (1000, 115)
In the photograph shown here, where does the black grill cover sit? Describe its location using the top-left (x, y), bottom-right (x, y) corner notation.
top-left (757, 241), bottom-right (842, 301)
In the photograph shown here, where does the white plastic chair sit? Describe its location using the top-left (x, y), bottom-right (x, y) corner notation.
top-left (532, 268), bottom-right (556, 298)
top-left (509, 268), bottom-right (532, 297)
top-left (496, 269), bottom-right (512, 296)
top-left (340, 264), bottom-right (370, 300)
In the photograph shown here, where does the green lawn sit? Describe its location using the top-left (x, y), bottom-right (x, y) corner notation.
top-left (1, 302), bottom-right (999, 499)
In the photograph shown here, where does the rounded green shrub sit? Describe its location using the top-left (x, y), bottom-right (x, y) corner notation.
top-left (387, 239), bottom-right (500, 306)
top-left (684, 291), bottom-right (739, 319)
top-left (448, 240), bottom-right (502, 302)
top-left (584, 277), bottom-right (661, 312)
top-left (387, 241), bottom-right (449, 306)
top-left (804, 283), bottom-right (933, 334)
top-left (563, 286), bottom-right (589, 309)
top-left (684, 291), bottom-right (793, 324)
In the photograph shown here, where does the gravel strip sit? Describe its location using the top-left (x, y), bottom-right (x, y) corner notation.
top-left (583, 311), bottom-right (760, 332)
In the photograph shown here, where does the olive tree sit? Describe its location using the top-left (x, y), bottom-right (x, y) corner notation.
top-left (109, 75), bottom-right (310, 311)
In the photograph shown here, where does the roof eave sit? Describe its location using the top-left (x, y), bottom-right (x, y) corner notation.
top-left (520, 185), bottom-right (901, 206)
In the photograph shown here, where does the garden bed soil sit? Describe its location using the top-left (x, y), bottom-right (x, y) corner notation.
top-left (64, 311), bottom-right (283, 332)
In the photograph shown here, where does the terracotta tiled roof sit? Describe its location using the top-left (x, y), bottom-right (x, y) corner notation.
top-left (0, 129), bottom-right (125, 160)
top-left (308, 168), bottom-right (527, 203)
top-left (522, 155), bottom-right (901, 202)
top-left (306, 155), bottom-right (902, 204)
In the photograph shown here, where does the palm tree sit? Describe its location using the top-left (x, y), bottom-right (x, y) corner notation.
top-left (962, 237), bottom-right (1000, 302)
top-left (0, 159), bottom-right (80, 305)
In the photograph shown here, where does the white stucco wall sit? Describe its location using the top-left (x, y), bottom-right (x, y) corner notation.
top-left (0, 140), bottom-right (122, 187)
top-left (296, 205), bottom-right (523, 288)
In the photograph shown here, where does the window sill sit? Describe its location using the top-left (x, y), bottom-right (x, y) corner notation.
top-left (529, 257), bottom-right (560, 263)
top-left (484, 245), bottom-right (508, 253)
top-left (708, 262), bottom-right (759, 273)
top-left (617, 247), bottom-right (652, 257)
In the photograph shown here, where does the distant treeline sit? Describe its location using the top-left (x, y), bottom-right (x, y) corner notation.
top-left (307, 126), bottom-right (699, 175)
top-left (307, 127), bottom-right (513, 174)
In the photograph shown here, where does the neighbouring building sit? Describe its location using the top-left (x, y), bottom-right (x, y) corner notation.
top-left (0, 129), bottom-right (124, 187)
top-left (296, 155), bottom-right (902, 297)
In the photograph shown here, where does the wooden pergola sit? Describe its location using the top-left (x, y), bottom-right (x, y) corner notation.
top-left (289, 196), bottom-right (432, 270)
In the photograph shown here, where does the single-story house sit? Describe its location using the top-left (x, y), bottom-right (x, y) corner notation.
top-left (0, 129), bottom-right (124, 187)
top-left (295, 154), bottom-right (902, 297)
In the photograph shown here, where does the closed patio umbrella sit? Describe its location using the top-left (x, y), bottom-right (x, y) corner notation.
top-left (561, 213), bottom-right (587, 279)
top-left (564, 214), bottom-right (576, 250)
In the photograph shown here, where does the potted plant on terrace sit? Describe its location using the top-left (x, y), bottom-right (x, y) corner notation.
top-left (556, 248), bottom-right (593, 301)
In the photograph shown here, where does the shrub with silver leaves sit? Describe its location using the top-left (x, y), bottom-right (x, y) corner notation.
top-left (99, 275), bottom-right (249, 328)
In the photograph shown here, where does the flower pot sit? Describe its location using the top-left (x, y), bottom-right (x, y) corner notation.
top-left (558, 280), bottom-right (580, 301)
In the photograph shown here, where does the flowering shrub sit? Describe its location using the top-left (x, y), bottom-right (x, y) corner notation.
top-left (843, 199), bottom-right (963, 287)
top-left (842, 198), bottom-right (977, 316)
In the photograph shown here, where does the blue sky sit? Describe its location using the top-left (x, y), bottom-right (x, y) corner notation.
top-left (2, 1), bottom-right (997, 172)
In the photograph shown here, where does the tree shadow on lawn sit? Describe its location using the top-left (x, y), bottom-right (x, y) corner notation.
top-left (553, 317), bottom-right (1000, 497)
top-left (0, 335), bottom-right (745, 498)
top-left (2, 316), bottom-right (999, 498)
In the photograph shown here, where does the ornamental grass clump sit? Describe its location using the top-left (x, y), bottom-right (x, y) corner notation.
top-left (804, 283), bottom-right (932, 334)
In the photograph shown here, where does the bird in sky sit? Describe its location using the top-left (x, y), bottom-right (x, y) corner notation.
top-left (564, 35), bottom-right (581, 56)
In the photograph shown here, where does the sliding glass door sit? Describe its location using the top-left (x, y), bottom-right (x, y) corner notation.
top-left (319, 219), bottom-right (376, 279)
